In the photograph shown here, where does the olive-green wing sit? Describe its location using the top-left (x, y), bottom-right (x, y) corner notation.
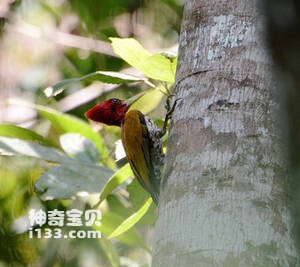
top-left (121, 110), bottom-right (152, 196)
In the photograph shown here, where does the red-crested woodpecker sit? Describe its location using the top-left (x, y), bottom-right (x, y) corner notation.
top-left (85, 93), bottom-right (178, 204)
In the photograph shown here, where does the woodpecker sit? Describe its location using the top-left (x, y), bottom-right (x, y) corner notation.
top-left (85, 92), bottom-right (178, 205)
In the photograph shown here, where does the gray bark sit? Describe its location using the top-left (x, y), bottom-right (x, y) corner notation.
top-left (152, 0), bottom-right (299, 266)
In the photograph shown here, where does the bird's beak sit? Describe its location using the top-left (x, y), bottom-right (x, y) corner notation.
top-left (123, 92), bottom-right (145, 108)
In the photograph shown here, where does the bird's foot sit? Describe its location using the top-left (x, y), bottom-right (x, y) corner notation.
top-left (159, 95), bottom-right (182, 137)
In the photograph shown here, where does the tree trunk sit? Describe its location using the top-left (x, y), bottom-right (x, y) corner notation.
top-left (152, 0), bottom-right (299, 266)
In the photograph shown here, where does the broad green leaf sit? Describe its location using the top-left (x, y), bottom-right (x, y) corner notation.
top-left (161, 52), bottom-right (178, 78)
top-left (110, 38), bottom-right (151, 69)
top-left (0, 124), bottom-right (53, 146)
top-left (110, 38), bottom-right (177, 82)
top-left (35, 162), bottom-right (113, 199)
top-left (140, 53), bottom-right (176, 83)
top-left (108, 198), bottom-right (153, 239)
top-left (0, 137), bottom-right (71, 163)
top-left (97, 164), bottom-right (132, 204)
top-left (36, 106), bottom-right (107, 156)
top-left (9, 99), bottom-right (107, 158)
top-left (0, 137), bottom-right (113, 199)
top-left (44, 71), bottom-right (153, 97)
top-left (99, 238), bottom-right (120, 267)
top-left (60, 133), bottom-right (100, 163)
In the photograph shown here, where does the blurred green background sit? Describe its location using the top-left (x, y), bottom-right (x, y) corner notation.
top-left (0, 0), bottom-right (182, 266)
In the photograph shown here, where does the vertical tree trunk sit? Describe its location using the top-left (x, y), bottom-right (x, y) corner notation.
top-left (152, 0), bottom-right (299, 266)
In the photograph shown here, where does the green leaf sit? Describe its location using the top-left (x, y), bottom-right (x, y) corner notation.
top-left (45, 71), bottom-right (153, 97)
top-left (127, 179), bottom-right (157, 225)
top-left (95, 212), bottom-right (146, 248)
top-left (0, 124), bottom-right (53, 146)
top-left (97, 164), bottom-right (132, 204)
top-left (60, 133), bottom-right (100, 163)
top-left (0, 137), bottom-right (113, 199)
top-left (0, 137), bottom-right (71, 163)
top-left (35, 162), bottom-right (113, 200)
top-left (140, 53), bottom-right (176, 83)
top-left (110, 38), bottom-right (177, 82)
top-left (108, 198), bottom-right (153, 239)
top-left (36, 105), bottom-right (107, 155)
top-left (110, 38), bottom-right (151, 68)
top-left (9, 100), bottom-right (108, 158)
top-left (107, 195), bottom-right (133, 219)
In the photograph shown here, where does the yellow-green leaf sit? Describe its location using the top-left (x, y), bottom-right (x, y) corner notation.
top-left (108, 198), bottom-right (153, 239)
top-left (97, 164), bottom-right (132, 204)
top-left (0, 124), bottom-right (53, 146)
top-left (110, 38), bottom-right (177, 82)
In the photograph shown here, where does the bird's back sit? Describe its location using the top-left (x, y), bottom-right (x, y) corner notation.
top-left (121, 109), bottom-right (163, 204)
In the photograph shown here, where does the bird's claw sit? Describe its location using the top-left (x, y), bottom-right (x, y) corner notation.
top-left (165, 96), bottom-right (182, 121)
top-left (159, 95), bottom-right (182, 137)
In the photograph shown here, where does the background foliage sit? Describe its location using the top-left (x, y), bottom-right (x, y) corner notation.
top-left (0, 0), bottom-right (182, 266)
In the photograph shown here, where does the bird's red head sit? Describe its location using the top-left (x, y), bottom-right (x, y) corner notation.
top-left (85, 92), bottom-right (145, 126)
top-left (85, 98), bottom-right (127, 126)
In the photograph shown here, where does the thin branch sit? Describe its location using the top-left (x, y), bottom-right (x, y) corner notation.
top-left (10, 20), bottom-right (116, 57)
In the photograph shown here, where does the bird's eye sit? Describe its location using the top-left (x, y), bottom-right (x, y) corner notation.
top-left (110, 98), bottom-right (121, 104)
